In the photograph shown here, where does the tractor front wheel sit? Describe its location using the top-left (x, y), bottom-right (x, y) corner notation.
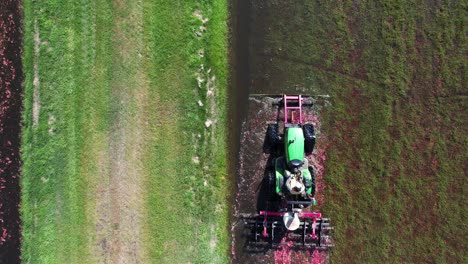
top-left (266, 124), bottom-right (281, 148)
top-left (308, 166), bottom-right (316, 197)
top-left (303, 124), bottom-right (316, 154)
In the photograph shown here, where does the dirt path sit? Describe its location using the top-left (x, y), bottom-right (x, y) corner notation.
top-left (92, 1), bottom-right (149, 262)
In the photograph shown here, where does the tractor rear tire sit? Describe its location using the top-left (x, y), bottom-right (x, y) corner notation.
top-left (267, 169), bottom-right (275, 191)
top-left (267, 169), bottom-right (280, 204)
top-left (308, 166), bottom-right (316, 197)
top-left (266, 124), bottom-right (281, 147)
top-left (303, 124), bottom-right (316, 154)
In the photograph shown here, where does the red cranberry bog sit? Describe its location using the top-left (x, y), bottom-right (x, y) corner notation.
top-left (231, 0), bottom-right (466, 263)
top-left (0, 0), bottom-right (22, 263)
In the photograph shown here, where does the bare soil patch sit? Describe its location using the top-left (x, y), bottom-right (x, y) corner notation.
top-left (32, 19), bottom-right (40, 127)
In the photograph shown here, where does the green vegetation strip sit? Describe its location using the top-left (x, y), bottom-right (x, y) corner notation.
top-left (21, 0), bottom-right (229, 263)
top-left (142, 0), bottom-right (228, 263)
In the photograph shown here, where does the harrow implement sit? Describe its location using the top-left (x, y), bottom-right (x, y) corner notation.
top-left (242, 210), bottom-right (333, 250)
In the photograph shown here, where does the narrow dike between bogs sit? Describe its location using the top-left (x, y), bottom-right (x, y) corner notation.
top-left (229, 1), bottom-right (331, 263)
top-left (0, 1), bottom-right (22, 262)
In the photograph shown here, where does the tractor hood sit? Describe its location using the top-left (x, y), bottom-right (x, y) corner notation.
top-left (285, 127), bottom-right (304, 165)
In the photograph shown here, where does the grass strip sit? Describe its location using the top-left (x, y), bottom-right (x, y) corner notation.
top-left (22, 0), bottom-right (229, 263)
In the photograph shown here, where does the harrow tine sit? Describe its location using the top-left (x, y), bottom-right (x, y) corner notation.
top-left (271, 222), bottom-right (276, 242)
top-left (303, 222), bottom-right (307, 246)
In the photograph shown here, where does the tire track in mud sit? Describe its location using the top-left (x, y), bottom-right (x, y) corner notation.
top-left (92, 1), bottom-right (149, 262)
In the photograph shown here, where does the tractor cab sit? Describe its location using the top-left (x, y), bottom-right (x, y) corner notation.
top-left (268, 96), bottom-right (316, 205)
top-left (274, 155), bottom-right (315, 204)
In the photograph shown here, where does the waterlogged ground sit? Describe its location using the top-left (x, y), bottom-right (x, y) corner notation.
top-left (231, 97), bottom-right (330, 264)
top-left (0, 1), bottom-right (22, 262)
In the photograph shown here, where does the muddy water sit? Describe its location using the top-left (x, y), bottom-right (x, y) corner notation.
top-left (229, 1), bottom-right (332, 263)
top-left (0, 1), bottom-right (22, 263)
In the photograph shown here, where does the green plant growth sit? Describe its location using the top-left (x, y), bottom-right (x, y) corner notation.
top-left (21, 0), bottom-right (229, 263)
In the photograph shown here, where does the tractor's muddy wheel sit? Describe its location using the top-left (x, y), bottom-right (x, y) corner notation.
top-left (308, 166), bottom-right (316, 197)
top-left (303, 124), bottom-right (316, 154)
top-left (267, 170), bottom-right (277, 198)
top-left (266, 124), bottom-right (281, 149)
top-left (267, 169), bottom-right (282, 209)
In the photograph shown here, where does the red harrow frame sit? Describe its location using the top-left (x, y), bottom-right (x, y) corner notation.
top-left (283, 94), bottom-right (304, 124)
top-left (243, 210), bottom-right (332, 250)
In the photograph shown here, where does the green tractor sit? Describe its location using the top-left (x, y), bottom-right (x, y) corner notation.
top-left (266, 95), bottom-right (317, 209)
top-left (244, 95), bottom-right (332, 249)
